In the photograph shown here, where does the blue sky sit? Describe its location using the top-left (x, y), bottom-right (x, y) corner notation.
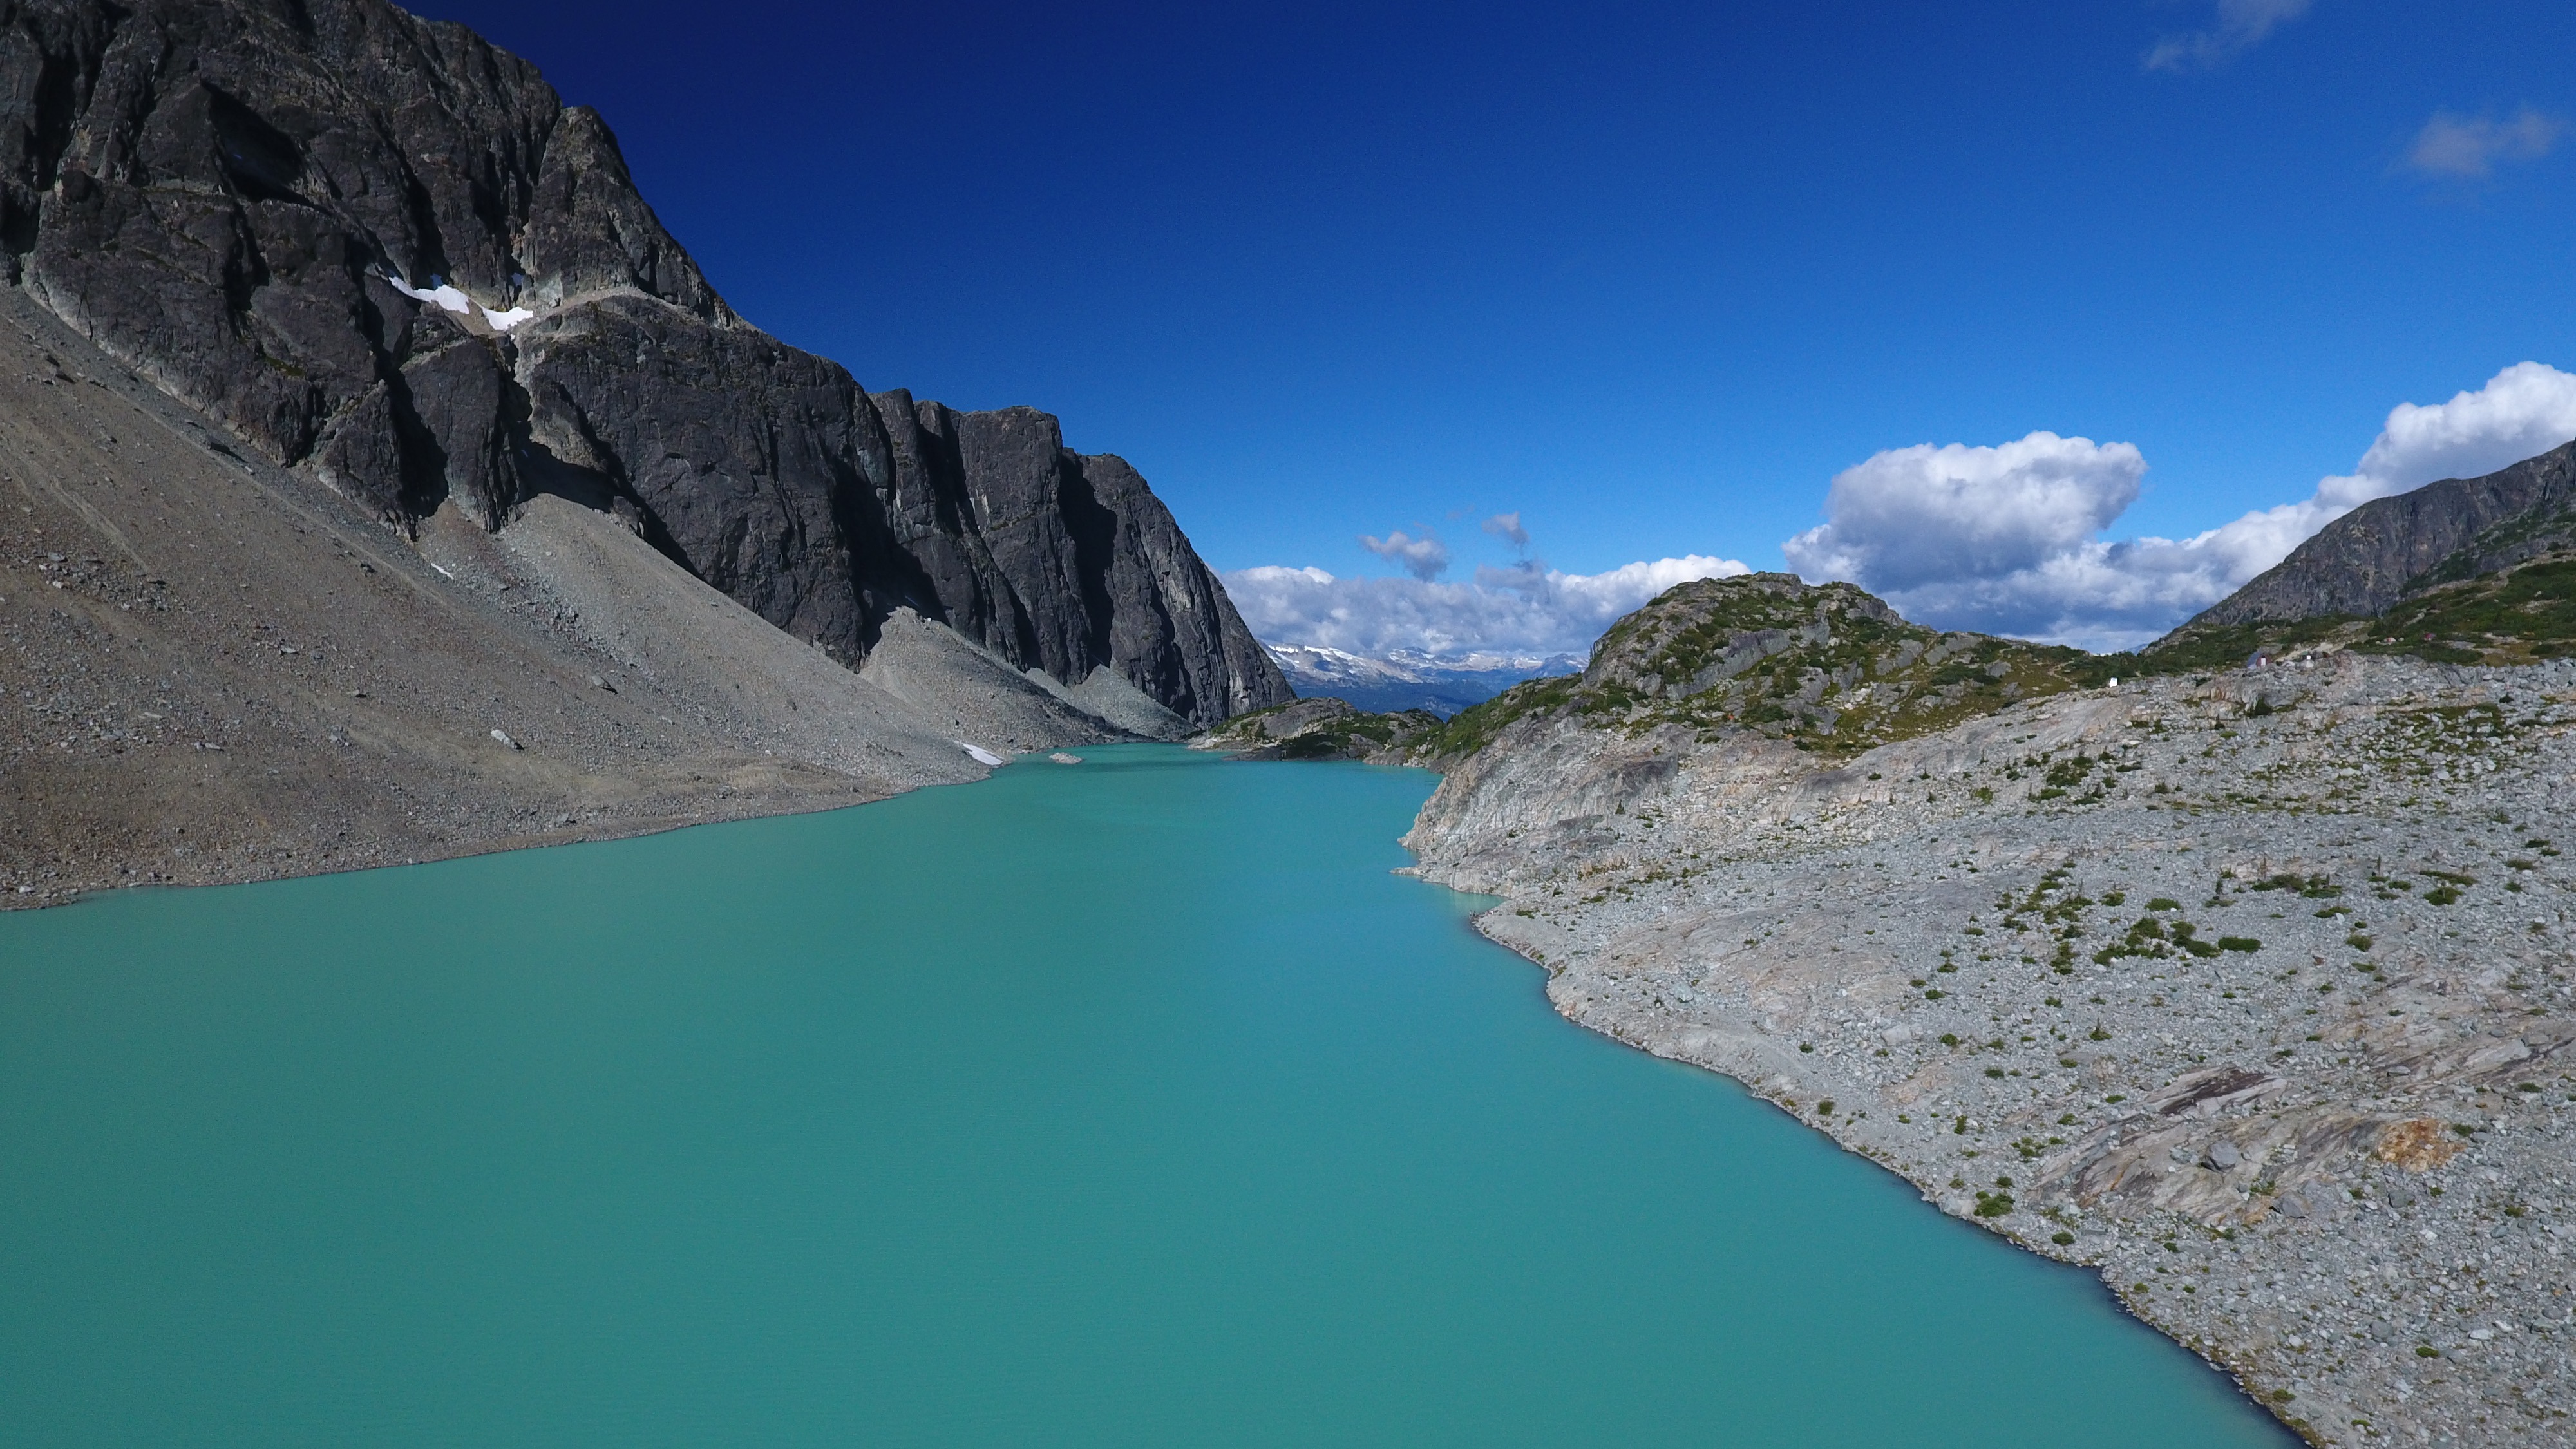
top-left (430, 0), bottom-right (2576, 654)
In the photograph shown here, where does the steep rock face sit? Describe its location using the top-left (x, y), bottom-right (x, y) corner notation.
top-left (855, 394), bottom-right (1282, 723)
top-left (0, 0), bottom-right (1287, 724)
top-left (2183, 440), bottom-right (2576, 627)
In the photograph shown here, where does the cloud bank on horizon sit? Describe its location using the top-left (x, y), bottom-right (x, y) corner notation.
top-left (1234, 361), bottom-right (2576, 666)
top-left (1785, 361), bottom-right (2576, 651)
top-left (1227, 554), bottom-right (1748, 660)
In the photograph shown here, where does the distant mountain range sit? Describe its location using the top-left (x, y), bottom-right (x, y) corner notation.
top-left (1265, 644), bottom-right (1584, 716)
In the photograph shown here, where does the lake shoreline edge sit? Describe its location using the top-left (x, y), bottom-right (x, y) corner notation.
top-left (1443, 890), bottom-right (2312, 1444)
top-left (1394, 653), bottom-right (2576, 1448)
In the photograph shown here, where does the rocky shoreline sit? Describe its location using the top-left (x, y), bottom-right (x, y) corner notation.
top-left (1402, 652), bottom-right (2575, 1446)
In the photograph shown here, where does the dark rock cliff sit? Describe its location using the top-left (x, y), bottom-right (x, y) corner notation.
top-left (2181, 440), bottom-right (2576, 629)
top-left (0, 0), bottom-right (1288, 724)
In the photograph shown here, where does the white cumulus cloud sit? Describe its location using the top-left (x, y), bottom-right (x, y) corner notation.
top-left (1482, 511), bottom-right (1530, 550)
top-left (1781, 433), bottom-right (2146, 594)
top-left (1783, 363), bottom-right (2576, 651)
top-left (1225, 554), bottom-right (1748, 661)
top-left (1357, 528), bottom-right (1450, 580)
top-left (2318, 362), bottom-right (2576, 507)
top-left (2143, 0), bottom-right (2311, 73)
top-left (2403, 108), bottom-right (2566, 180)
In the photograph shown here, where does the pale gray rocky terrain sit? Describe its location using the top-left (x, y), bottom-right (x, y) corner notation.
top-left (1406, 651), bottom-right (2576, 1447)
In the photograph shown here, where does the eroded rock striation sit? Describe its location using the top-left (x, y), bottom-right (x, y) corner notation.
top-left (0, 0), bottom-right (1285, 726)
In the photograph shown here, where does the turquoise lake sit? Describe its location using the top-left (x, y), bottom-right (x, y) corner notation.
top-left (0, 745), bottom-right (2289, 1446)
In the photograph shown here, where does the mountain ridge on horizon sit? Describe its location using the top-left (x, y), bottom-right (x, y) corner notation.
top-left (1264, 431), bottom-right (2576, 694)
top-left (1262, 641), bottom-right (1584, 717)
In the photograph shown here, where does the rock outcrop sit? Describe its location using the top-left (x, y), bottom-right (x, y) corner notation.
top-left (1188, 696), bottom-right (1439, 763)
top-left (0, 0), bottom-right (1287, 725)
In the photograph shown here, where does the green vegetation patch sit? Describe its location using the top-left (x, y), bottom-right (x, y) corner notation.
top-left (1419, 675), bottom-right (1577, 761)
top-left (2124, 615), bottom-right (2362, 676)
top-left (2250, 873), bottom-right (2339, 898)
top-left (2371, 554), bottom-right (2576, 663)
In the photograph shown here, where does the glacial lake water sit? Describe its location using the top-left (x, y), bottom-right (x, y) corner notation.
top-left (0, 744), bottom-right (2290, 1447)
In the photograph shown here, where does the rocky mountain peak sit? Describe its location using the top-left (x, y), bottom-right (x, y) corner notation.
top-left (0, 0), bottom-right (1288, 725)
top-left (1583, 572), bottom-right (1905, 698)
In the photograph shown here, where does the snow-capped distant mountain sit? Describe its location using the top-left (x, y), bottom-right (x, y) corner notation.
top-left (1263, 644), bottom-right (1584, 717)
